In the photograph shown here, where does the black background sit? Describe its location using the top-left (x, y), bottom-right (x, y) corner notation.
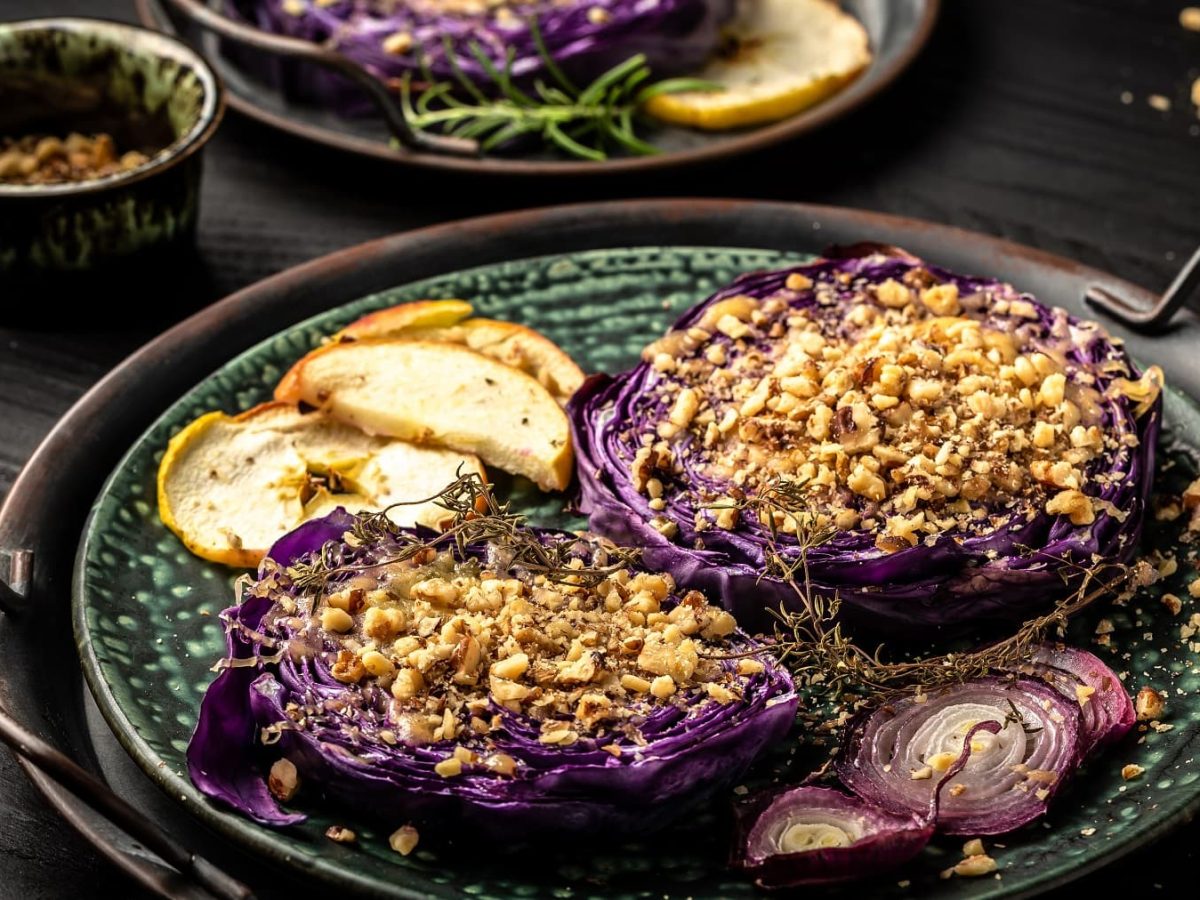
top-left (2, 0), bottom-right (1199, 896)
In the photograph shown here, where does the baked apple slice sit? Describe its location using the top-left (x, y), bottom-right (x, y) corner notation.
top-left (273, 340), bottom-right (573, 492)
top-left (157, 402), bottom-right (484, 566)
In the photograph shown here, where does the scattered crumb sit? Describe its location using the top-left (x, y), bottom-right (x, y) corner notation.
top-left (325, 825), bottom-right (357, 843)
top-left (389, 824), bottom-right (420, 856)
top-left (1136, 686), bottom-right (1166, 720)
top-left (1120, 90), bottom-right (1134, 105)
top-left (1182, 7), bottom-right (1200, 31)
top-left (1162, 593), bottom-right (1183, 616)
top-left (1081, 827), bottom-right (1097, 837)
top-left (1121, 763), bottom-right (1145, 780)
top-left (963, 838), bottom-right (985, 857)
top-left (944, 855), bottom-right (998, 878)
top-left (1148, 94), bottom-right (1172, 112)
top-left (1192, 77), bottom-right (1200, 109)
top-left (897, 880), bottom-right (911, 889)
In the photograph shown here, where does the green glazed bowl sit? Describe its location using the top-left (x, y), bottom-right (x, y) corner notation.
top-left (0, 18), bottom-right (223, 280)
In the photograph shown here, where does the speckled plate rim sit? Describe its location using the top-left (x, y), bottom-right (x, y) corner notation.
top-left (133, 0), bottom-right (940, 177)
top-left (2, 199), bottom-right (1194, 898)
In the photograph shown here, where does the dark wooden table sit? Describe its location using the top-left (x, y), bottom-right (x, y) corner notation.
top-left (2, 0), bottom-right (1198, 896)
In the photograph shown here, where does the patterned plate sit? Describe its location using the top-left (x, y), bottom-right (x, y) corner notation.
top-left (75, 246), bottom-right (1200, 898)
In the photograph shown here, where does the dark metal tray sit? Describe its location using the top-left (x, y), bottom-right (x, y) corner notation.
top-left (2, 199), bottom-right (1197, 898)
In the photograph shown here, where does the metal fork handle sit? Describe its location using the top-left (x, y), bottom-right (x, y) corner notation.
top-left (1085, 244), bottom-right (1200, 331)
top-left (0, 704), bottom-right (254, 900)
top-left (163, 0), bottom-right (479, 158)
top-left (1, 549), bottom-right (251, 898)
top-left (0, 549), bottom-right (30, 615)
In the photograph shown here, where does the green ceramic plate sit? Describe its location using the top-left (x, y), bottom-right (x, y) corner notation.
top-left (75, 246), bottom-right (1200, 898)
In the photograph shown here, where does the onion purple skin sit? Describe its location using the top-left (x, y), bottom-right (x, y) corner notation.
top-left (569, 252), bottom-right (1162, 638)
top-left (1017, 643), bottom-right (1135, 755)
top-left (836, 676), bottom-right (1083, 836)
top-left (187, 509), bottom-right (798, 840)
top-left (226, 0), bottom-right (734, 117)
top-left (731, 786), bottom-right (934, 889)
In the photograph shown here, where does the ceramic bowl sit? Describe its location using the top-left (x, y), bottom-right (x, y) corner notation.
top-left (0, 18), bottom-right (223, 282)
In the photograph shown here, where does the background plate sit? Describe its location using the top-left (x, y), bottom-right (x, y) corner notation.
top-left (135, 0), bottom-right (940, 176)
top-left (77, 242), bottom-right (1200, 896)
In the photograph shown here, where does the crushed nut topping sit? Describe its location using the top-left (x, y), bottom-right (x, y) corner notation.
top-left (0, 132), bottom-right (150, 186)
top-left (628, 261), bottom-right (1147, 549)
top-left (263, 547), bottom-right (762, 773)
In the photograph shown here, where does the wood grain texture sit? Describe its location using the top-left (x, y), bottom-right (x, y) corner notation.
top-left (1, 0), bottom-right (1197, 896)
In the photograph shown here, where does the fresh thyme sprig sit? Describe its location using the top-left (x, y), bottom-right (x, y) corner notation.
top-left (396, 23), bottom-right (719, 161)
top-left (287, 470), bottom-right (641, 594)
top-left (705, 475), bottom-right (1134, 700)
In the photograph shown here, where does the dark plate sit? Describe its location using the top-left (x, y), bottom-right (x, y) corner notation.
top-left (134, 0), bottom-right (940, 176)
top-left (3, 200), bottom-right (1199, 900)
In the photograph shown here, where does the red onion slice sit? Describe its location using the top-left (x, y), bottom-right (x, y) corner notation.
top-left (1014, 643), bottom-right (1134, 754)
top-left (837, 676), bottom-right (1082, 835)
top-left (732, 786), bottom-right (934, 888)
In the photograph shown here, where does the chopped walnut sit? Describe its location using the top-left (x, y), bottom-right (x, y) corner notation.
top-left (949, 855), bottom-right (998, 878)
top-left (1135, 686), bottom-right (1165, 721)
top-left (388, 824), bottom-right (419, 856)
top-left (1045, 489), bottom-right (1095, 525)
top-left (629, 265), bottom-right (1122, 551)
top-left (268, 758), bottom-right (299, 802)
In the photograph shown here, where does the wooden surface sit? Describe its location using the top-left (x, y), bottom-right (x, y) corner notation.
top-left (1, 0), bottom-right (1198, 896)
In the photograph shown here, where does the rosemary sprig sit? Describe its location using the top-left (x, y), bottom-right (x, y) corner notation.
top-left (287, 470), bottom-right (641, 594)
top-left (396, 23), bottom-right (719, 161)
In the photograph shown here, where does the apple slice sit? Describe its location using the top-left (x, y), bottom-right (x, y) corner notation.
top-left (273, 340), bottom-right (573, 492)
top-left (330, 301), bottom-right (585, 405)
top-left (333, 298), bottom-right (474, 342)
top-left (157, 402), bottom-right (484, 566)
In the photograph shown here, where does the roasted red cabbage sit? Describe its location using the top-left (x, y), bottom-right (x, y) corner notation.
top-left (187, 509), bottom-right (797, 838)
top-left (569, 251), bottom-right (1162, 634)
top-left (731, 785), bottom-right (934, 888)
top-left (229, 0), bottom-right (733, 109)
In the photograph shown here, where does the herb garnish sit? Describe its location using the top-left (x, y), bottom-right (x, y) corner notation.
top-left (397, 23), bottom-right (719, 161)
top-left (288, 469), bottom-right (641, 593)
top-left (706, 476), bottom-right (1133, 699)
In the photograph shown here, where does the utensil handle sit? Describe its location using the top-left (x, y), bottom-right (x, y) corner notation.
top-left (0, 548), bottom-right (31, 615)
top-left (161, 0), bottom-right (478, 158)
top-left (0, 705), bottom-right (254, 900)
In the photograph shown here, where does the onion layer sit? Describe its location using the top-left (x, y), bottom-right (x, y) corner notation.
top-left (836, 676), bottom-right (1082, 835)
top-left (1015, 643), bottom-right (1135, 754)
top-left (732, 786), bottom-right (934, 888)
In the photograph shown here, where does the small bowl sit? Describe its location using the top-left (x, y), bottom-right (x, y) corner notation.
top-left (0, 18), bottom-right (223, 282)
